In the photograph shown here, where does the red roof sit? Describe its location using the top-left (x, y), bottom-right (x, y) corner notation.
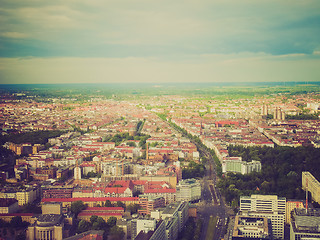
top-left (84, 207), bottom-right (124, 211)
top-left (144, 189), bottom-right (176, 193)
top-left (0, 213), bottom-right (34, 216)
top-left (41, 197), bottom-right (138, 203)
top-left (78, 212), bottom-right (123, 216)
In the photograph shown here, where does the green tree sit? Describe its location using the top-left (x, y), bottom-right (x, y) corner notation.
top-left (108, 226), bottom-right (125, 240)
top-left (77, 220), bottom-right (91, 233)
top-left (92, 217), bottom-right (106, 230)
top-left (10, 216), bottom-right (23, 228)
top-left (71, 201), bottom-right (86, 216)
top-left (107, 217), bottom-right (117, 228)
top-left (90, 215), bottom-right (98, 224)
top-left (105, 200), bottom-right (113, 207)
top-left (126, 204), bottom-right (141, 214)
top-left (115, 201), bottom-right (126, 210)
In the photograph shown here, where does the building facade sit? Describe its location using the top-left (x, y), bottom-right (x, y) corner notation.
top-left (176, 179), bottom-right (201, 202)
top-left (240, 195), bottom-right (286, 239)
top-left (302, 171), bottom-right (320, 204)
top-left (232, 215), bottom-right (271, 239)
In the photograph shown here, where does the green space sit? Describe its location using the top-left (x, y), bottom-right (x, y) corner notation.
top-left (0, 130), bottom-right (65, 145)
top-left (218, 145), bottom-right (320, 210)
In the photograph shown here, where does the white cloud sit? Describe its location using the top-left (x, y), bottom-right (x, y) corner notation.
top-left (0, 31), bottom-right (28, 39)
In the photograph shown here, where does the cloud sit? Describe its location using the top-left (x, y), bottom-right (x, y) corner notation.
top-left (0, 0), bottom-right (319, 83)
top-left (1, 0), bottom-right (320, 58)
top-left (0, 32), bottom-right (28, 39)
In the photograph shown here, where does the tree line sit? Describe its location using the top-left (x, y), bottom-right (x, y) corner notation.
top-left (0, 130), bottom-right (65, 145)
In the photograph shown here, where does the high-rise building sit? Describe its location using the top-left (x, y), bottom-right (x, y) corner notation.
top-left (261, 105), bottom-right (269, 116)
top-left (290, 208), bottom-right (320, 240)
top-left (74, 161), bottom-right (81, 180)
top-left (240, 195), bottom-right (286, 239)
top-left (302, 171), bottom-right (320, 205)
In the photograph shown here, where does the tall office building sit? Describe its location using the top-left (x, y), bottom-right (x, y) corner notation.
top-left (240, 195), bottom-right (286, 239)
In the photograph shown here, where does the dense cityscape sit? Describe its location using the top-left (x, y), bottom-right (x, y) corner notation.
top-left (0, 84), bottom-right (320, 240)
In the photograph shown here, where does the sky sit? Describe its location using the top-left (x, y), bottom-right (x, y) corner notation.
top-left (0, 0), bottom-right (320, 84)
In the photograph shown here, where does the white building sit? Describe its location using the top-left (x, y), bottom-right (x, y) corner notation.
top-left (232, 215), bottom-right (271, 239)
top-left (131, 218), bottom-right (157, 240)
top-left (240, 195), bottom-right (286, 239)
top-left (222, 157), bottom-right (261, 175)
top-left (176, 179), bottom-right (201, 202)
top-left (74, 166), bottom-right (81, 180)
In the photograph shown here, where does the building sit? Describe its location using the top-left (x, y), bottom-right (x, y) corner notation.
top-left (302, 171), bottom-right (320, 204)
top-left (138, 195), bottom-right (165, 215)
top-left (290, 208), bottom-right (320, 240)
top-left (16, 187), bottom-right (38, 206)
top-left (274, 107), bottom-right (285, 121)
top-left (232, 215), bottom-right (271, 239)
top-left (117, 218), bottom-right (132, 240)
top-left (164, 216), bottom-right (179, 240)
top-left (41, 197), bottom-right (139, 209)
top-left (131, 218), bottom-right (157, 240)
top-left (0, 198), bottom-right (19, 214)
top-left (143, 188), bottom-right (176, 205)
top-left (42, 202), bottom-right (62, 215)
top-left (176, 179), bottom-right (201, 202)
top-left (286, 200), bottom-right (305, 224)
top-left (78, 207), bottom-right (124, 222)
top-left (27, 214), bottom-right (64, 240)
top-left (74, 165), bottom-right (81, 180)
top-left (0, 213), bottom-right (34, 223)
top-left (63, 230), bottom-right (104, 240)
top-left (135, 220), bottom-right (166, 240)
top-left (222, 157), bottom-right (261, 175)
top-left (161, 201), bottom-right (189, 232)
top-left (240, 195), bottom-right (286, 239)
top-left (42, 186), bottom-right (73, 199)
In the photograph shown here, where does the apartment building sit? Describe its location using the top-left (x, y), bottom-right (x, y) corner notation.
top-left (138, 195), bottom-right (165, 215)
top-left (302, 171), bottom-right (320, 204)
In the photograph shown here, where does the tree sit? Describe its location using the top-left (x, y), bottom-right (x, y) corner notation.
top-left (10, 216), bottom-right (22, 228)
top-left (115, 201), bottom-right (126, 210)
top-left (126, 204), bottom-right (140, 214)
top-left (71, 201), bottom-right (86, 216)
top-left (90, 215), bottom-right (98, 224)
top-left (15, 232), bottom-right (26, 240)
top-left (107, 217), bottom-right (117, 228)
top-left (77, 220), bottom-right (91, 233)
top-left (105, 200), bottom-right (113, 207)
top-left (108, 226), bottom-right (125, 240)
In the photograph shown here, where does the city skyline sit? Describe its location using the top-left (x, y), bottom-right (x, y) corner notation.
top-left (0, 0), bottom-right (320, 84)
